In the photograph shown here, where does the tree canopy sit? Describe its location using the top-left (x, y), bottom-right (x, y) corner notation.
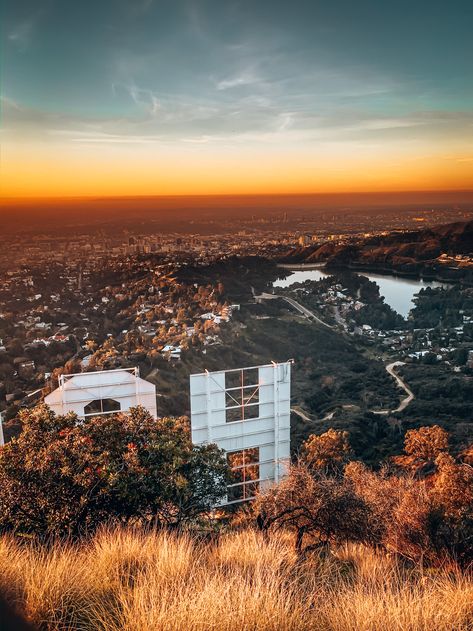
top-left (254, 426), bottom-right (473, 566)
top-left (0, 405), bottom-right (228, 536)
top-left (301, 428), bottom-right (352, 475)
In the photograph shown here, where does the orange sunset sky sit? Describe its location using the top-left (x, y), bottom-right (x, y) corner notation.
top-left (1, 0), bottom-right (472, 201)
top-left (3, 142), bottom-right (473, 199)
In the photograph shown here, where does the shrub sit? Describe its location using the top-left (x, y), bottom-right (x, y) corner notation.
top-left (345, 456), bottom-right (473, 566)
top-left (430, 453), bottom-right (473, 565)
top-left (255, 464), bottom-right (372, 554)
top-left (394, 425), bottom-right (449, 473)
top-left (258, 424), bottom-right (473, 566)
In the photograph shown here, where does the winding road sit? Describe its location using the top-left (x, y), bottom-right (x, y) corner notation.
top-left (291, 361), bottom-right (414, 423)
top-left (255, 291), bottom-right (334, 329)
top-left (372, 361), bottom-right (414, 415)
top-left (253, 288), bottom-right (414, 420)
top-left (291, 407), bottom-right (334, 423)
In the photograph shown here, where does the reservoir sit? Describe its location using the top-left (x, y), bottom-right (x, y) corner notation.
top-left (274, 269), bottom-right (447, 318)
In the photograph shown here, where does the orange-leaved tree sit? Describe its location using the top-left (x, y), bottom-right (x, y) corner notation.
top-left (301, 428), bottom-right (352, 475)
top-left (393, 425), bottom-right (449, 474)
top-left (254, 465), bottom-right (372, 554)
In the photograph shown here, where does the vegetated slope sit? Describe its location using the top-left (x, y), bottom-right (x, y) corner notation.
top-left (1, 527), bottom-right (471, 631)
top-left (395, 363), bottom-right (473, 444)
top-left (147, 303), bottom-right (400, 463)
top-left (281, 220), bottom-right (473, 279)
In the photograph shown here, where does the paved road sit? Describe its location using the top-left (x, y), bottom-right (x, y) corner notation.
top-left (291, 406), bottom-right (335, 423)
top-left (254, 288), bottom-right (414, 419)
top-left (291, 407), bottom-right (313, 422)
top-left (283, 296), bottom-right (335, 329)
top-left (256, 291), bottom-right (334, 329)
top-left (292, 362), bottom-right (414, 423)
top-left (372, 361), bottom-right (414, 415)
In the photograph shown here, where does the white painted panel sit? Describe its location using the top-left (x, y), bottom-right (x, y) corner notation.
top-left (190, 361), bottom-right (292, 505)
top-left (45, 368), bottom-right (157, 419)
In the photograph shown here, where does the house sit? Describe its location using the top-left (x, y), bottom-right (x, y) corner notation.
top-left (161, 344), bottom-right (182, 360)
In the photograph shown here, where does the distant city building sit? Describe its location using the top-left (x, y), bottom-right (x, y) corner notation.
top-left (190, 361), bottom-right (292, 505)
top-left (45, 367), bottom-right (157, 419)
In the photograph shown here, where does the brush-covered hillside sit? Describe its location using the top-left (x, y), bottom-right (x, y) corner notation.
top-left (281, 220), bottom-right (473, 280)
top-left (1, 407), bottom-right (472, 631)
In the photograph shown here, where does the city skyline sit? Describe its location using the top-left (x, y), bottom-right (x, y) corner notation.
top-left (1, 0), bottom-right (472, 200)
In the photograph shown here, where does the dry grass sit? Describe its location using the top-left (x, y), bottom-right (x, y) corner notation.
top-left (1, 527), bottom-right (472, 631)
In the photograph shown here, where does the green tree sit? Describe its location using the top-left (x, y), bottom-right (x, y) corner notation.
top-left (452, 347), bottom-right (468, 366)
top-left (0, 405), bottom-right (227, 536)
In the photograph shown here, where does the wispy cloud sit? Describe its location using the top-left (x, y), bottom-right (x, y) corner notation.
top-left (6, 3), bottom-right (51, 52)
top-left (112, 83), bottom-right (160, 114)
top-left (217, 71), bottom-right (261, 91)
top-left (49, 129), bottom-right (165, 144)
top-left (276, 112), bottom-right (295, 131)
top-left (3, 91), bottom-right (473, 152)
top-left (0, 96), bottom-right (22, 111)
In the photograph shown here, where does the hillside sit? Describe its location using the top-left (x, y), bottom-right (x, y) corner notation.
top-left (1, 527), bottom-right (472, 631)
top-left (281, 220), bottom-right (473, 280)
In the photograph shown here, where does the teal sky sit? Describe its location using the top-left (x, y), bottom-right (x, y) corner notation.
top-left (1, 0), bottom-right (472, 197)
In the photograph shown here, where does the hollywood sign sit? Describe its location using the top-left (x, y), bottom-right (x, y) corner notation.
top-left (190, 361), bottom-right (292, 504)
top-left (23, 361), bottom-right (291, 506)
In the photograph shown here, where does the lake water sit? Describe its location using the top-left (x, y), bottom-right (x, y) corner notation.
top-left (274, 269), bottom-right (447, 318)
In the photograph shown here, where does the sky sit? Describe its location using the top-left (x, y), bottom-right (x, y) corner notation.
top-left (1, 0), bottom-right (473, 199)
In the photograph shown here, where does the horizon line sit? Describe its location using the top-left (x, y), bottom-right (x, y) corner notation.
top-left (2, 188), bottom-right (473, 203)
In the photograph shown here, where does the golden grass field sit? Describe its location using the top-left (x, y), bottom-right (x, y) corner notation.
top-left (0, 527), bottom-right (472, 631)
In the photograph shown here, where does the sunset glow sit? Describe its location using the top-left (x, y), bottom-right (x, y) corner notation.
top-left (2, 1), bottom-right (472, 201)
top-left (3, 142), bottom-right (473, 199)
